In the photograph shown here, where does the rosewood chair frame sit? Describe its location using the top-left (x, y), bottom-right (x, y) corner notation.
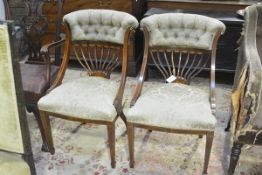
top-left (127, 27), bottom-right (222, 174)
top-left (39, 22), bottom-right (135, 168)
top-left (0, 21), bottom-right (36, 175)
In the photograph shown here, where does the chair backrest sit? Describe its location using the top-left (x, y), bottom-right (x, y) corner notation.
top-left (0, 21), bottom-right (35, 174)
top-left (62, 9), bottom-right (138, 78)
top-left (231, 4), bottom-right (262, 137)
top-left (140, 13), bottom-right (225, 84)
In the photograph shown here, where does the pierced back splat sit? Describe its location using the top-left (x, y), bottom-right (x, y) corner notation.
top-left (73, 41), bottom-right (122, 79)
top-left (150, 48), bottom-right (211, 84)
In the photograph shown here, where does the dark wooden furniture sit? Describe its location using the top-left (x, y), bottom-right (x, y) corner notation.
top-left (38, 10), bottom-right (138, 168)
top-left (42, 0), bottom-right (146, 76)
top-left (0, 20), bottom-right (36, 175)
top-left (228, 4), bottom-right (262, 175)
top-left (4, 0), bottom-right (60, 152)
top-left (21, 63), bottom-right (60, 151)
top-left (125, 13), bottom-right (224, 174)
top-left (147, 0), bottom-right (257, 12)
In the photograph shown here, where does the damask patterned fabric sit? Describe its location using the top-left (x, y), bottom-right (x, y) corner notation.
top-left (125, 83), bottom-right (216, 130)
top-left (140, 13), bottom-right (225, 49)
top-left (63, 9), bottom-right (139, 44)
top-left (38, 76), bottom-right (119, 121)
top-left (0, 152), bottom-right (30, 175)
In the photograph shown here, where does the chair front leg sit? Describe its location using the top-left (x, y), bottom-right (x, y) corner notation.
top-left (203, 131), bottom-right (214, 174)
top-left (127, 122), bottom-right (135, 168)
top-left (228, 142), bottom-right (243, 175)
top-left (39, 111), bottom-right (55, 154)
top-left (107, 123), bottom-right (116, 168)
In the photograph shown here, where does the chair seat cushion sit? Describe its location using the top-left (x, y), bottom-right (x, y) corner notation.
top-left (38, 76), bottom-right (119, 122)
top-left (0, 152), bottom-right (30, 175)
top-left (125, 83), bottom-right (216, 130)
top-left (20, 63), bottom-right (59, 104)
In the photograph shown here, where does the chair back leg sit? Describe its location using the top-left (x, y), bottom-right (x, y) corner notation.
top-left (26, 104), bottom-right (49, 152)
top-left (39, 111), bottom-right (55, 154)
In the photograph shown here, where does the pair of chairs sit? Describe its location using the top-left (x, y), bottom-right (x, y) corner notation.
top-left (37, 9), bottom-right (225, 174)
top-left (0, 21), bottom-right (36, 175)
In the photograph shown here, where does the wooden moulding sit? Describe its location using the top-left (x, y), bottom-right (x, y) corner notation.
top-left (147, 0), bottom-right (256, 12)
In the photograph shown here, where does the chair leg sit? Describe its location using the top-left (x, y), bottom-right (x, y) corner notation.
top-left (228, 142), bottom-right (243, 175)
top-left (127, 123), bottom-right (135, 168)
top-left (203, 132), bottom-right (214, 174)
top-left (39, 111), bottom-right (55, 154)
top-left (26, 104), bottom-right (49, 152)
top-left (107, 123), bottom-right (116, 168)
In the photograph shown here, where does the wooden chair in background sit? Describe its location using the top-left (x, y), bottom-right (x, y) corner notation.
top-left (2, 0), bottom-right (62, 151)
top-left (37, 9), bottom-right (138, 168)
top-left (228, 4), bottom-right (262, 175)
top-left (0, 21), bottom-right (36, 175)
top-left (124, 13), bottom-right (225, 174)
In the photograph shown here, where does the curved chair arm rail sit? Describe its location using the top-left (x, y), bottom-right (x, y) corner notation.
top-left (40, 38), bottom-right (65, 55)
top-left (46, 23), bottom-right (71, 93)
top-left (40, 38), bottom-right (65, 85)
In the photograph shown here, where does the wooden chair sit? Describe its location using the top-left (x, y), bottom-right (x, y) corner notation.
top-left (0, 21), bottom-right (36, 175)
top-left (37, 9), bottom-right (138, 168)
top-left (228, 4), bottom-right (262, 175)
top-left (2, 0), bottom-right (62, 151)
top-left (124, 13), bottom-right (225, 174)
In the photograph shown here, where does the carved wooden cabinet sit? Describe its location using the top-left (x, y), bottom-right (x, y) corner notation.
top-left (42, 0), bottom-right (146, 76)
